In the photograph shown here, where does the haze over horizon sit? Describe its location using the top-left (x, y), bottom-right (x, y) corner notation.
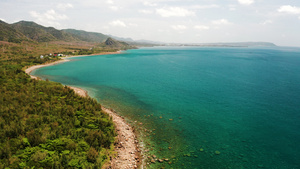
top-left (1, 0), bottom-right (300, 47)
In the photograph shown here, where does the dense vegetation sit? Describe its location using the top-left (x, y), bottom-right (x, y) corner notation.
top-left (0, 22), bottom-right (137, 168)
top-left (0, 19), bottom-right (139, 168)
top-left (0, 63), bottom-right (116, 168)
top-left (0, 46), bottom-right (117, 168)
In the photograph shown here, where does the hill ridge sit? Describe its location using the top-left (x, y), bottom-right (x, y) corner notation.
top-left (0, 20), bottom-right (120, 45)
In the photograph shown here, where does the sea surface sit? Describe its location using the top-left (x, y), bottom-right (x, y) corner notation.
top-left (32, 46), bottom-right (300, 168)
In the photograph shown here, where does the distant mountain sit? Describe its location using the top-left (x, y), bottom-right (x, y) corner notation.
top-left (105, 37), bottom-right (119, 46)
top-left (136, 39), bottom-right (164, 44)
top-left (0, 20), bottom-right (277, 48)
top-left (100, 37), bottom-right (135, 49)
top-left (63, 29), bottom-right (109, 43)
top-left (185, 42), bottom-right (277, 47)
top-left (12, 21), bottom-right (78, 42)
top-left (0, 20), bottom-right (126, 45)
top-left (109, 35), bottom-right (163, 46)
top-left (0, 20), bottom-right (28, 42)
top-left (109, 35), bottom-right (135, 42)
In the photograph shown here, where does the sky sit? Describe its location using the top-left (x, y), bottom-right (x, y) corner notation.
top-left (1, 0), bottom-right (300, 46)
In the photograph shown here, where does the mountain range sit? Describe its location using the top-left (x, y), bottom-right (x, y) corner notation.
top-left (0, 20), bottom-right (277, 47)
top-left (0, 20), bottom-right (110, 43)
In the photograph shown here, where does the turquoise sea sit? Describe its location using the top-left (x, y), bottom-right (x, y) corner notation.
top-left (32, 46), bottom-right (300, 168)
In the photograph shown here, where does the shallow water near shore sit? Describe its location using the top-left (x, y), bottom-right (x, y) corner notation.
top-left (32, 46), bottom-right (300, 168)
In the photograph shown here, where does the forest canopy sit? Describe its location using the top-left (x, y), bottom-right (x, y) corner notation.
top-left (0, 41), bottom-right (118, 168)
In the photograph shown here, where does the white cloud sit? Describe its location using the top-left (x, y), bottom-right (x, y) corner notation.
top-left (109, 20), bottom-right (126, 27)
top-left (238, 0), bottom-right (254, 5)
top-left (144, 2), bottom-right (157, 7)
top-left (57, 3), bottom-right (73, 10)
top-left (261, 20), bottom-right (273, 25)
top-left (229, 5), bottom-right (236, 11)
top-left (129, 23), bottom-right (138, 27)
top-left (0, 18), bottom-right (6, 22)
top-left (30, 9), bottom-right (68, 27)
top-left (139, 9), bottom-right (153, 14)
top-left (106, 0), bottom-right (114, 4)
top-left (45, 10), bottom-right (68, 20)
top-left (212, 19), bottom-right (231, 25)
top-left (156, 7), bottom-right (195, 17)
top-left (278, 5), bottom-right (300, 14)
top-left (106, 0), bottom-right (121, 11)
top-left (299, 16), bottom-right (300, 20)
top-left (171, 25), bottom-right (187, 30)
top-left (110, 6), bottom-right (120, 11)
top-left (194, 25), bottom-right (210, 30)
top-left (191, 4), bottom-right (219, 9)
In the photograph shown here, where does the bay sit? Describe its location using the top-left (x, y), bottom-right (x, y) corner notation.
top-left (32, 46), bottom-right (300, 168)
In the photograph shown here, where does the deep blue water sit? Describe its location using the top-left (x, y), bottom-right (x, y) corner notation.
top-left (32, 46), bottom-right (300, 168)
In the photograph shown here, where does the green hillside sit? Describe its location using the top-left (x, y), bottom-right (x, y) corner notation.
top-left (0, 20), bottom-right (134, 50)
top-left (0, 20), bottom-right (29, 43)
top-left (63, 29), bottom-right (109, 43)
top-left (12, 21), bottom-right (78, 42)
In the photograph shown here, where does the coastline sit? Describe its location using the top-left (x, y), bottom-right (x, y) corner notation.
top-left (65, 51), bottom-right (123, 58)
top-left (24, 51), bottom-right (122, 79)
top-left (24, 59), bottom-right (69, 80)
top-left (24, 52), bottom-right (141, 169)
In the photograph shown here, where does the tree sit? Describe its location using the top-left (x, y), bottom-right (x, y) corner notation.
top-left (87, 147), bottom-right (98, 163)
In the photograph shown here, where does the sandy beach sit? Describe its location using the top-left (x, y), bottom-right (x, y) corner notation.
top-left (24, 59), bottom-right (69, 79)
top-left (25, 53), bottom-right (141, 169)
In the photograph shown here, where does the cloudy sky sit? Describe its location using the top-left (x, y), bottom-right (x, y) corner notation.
top-left (1, 0), bottom-right (300, 46)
